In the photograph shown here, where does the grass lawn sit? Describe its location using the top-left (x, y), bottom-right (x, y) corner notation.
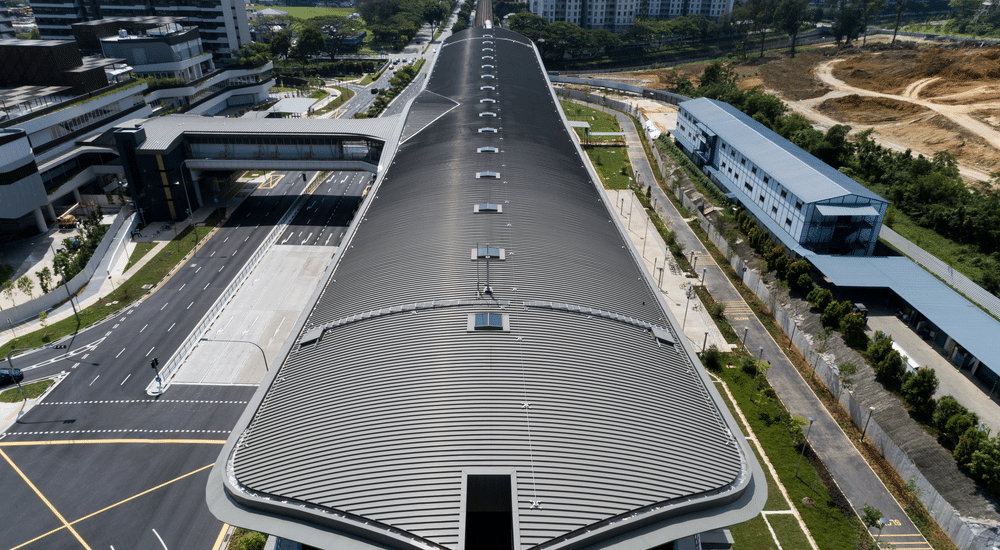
top-left (560, 100), bottom-right (623, 143)
top-left (0, 210), bottom-right (225, 358)
top-left (124, 242), bottom-right (157, 272)
top-left (313, 86), bottom-right (355, 116)
top-left (587, 147), bottom-right (634, 189)
top-left (769, 513), bottom-right (815, 549)
top-left (731, 514), bottom-right (780, 550)
top-left (0, 379), bottom-right (54, 402)
top-left (713, 358), bottom-right (865, 550)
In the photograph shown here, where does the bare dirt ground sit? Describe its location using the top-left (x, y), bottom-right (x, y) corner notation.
top-left (589, 38), bottom-right (1000, 183)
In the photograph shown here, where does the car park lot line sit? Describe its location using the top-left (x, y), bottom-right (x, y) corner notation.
top-left (0, 448), bottom-right (94, 550)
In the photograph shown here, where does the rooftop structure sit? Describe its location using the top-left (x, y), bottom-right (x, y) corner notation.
top-left (207, 26), bottom-right (765, 550)
top-left (34, 0), bottom-right (251, 58)
top-left (528, 0), bottom-right (733, 30)
top-left (672, 98), bottom-right (888, 256)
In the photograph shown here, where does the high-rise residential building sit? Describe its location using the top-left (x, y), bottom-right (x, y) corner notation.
top-left (529, 0), bottom-right (733, 30)
top-left (33, 0), bottom-right (251, 58)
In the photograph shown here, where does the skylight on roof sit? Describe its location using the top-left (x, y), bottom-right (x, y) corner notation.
top-left (478, 146), bottom-right (498, 153)
top-left (476, 171), bottom-right (500, 179)
top-left (471, 246), bottom-right (505, 260)
top-left (483, 55), bottom-right (494, 59)
top-left (482, 64), bottom-right (494, 69)
top-left (481, 98), bottom-right (495, 103)
top-left (474, 313), bottom-right (504, 330)
top-left (474, 203), bottom-right (501, 213)
top-left (483, 48), bottom-right (494, 52)
top-left (480, 112), bottom-right (496, 117)
top-left (481, 74), bottom-right (495, 78)
top-left (481, 85), bottom-right (495, 90)
top-left (479, 127), bottom-right (497, 133)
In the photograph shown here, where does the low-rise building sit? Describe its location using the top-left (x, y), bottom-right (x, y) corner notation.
top-left (671, 97), bottom-right (888, 257)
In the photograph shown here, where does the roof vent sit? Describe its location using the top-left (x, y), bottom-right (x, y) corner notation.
top-left (482, 64), bottom-right (494, 69)
top-left (478, 146), bottom-right (498, 153)
top-left (481, 74), bottom-right (495, 79)
top-left (483, 48), bottom-right (494, 52)
top-left (651, 325), bottom-right (675, 345)
top-left (482, 55), bottom-right (494, 59)
top-left (476, 171), bottom-right (500, 179)
top-left (480, 98), bottom-right (496, 103)
top-left (478, 127), bottom-right (497, 133)
top-left (481, 85), bottom-right (495, 91)
top-left (474, 203), bottom-right (501, 213)
top-left (480, 112), bottom-right (496, 117)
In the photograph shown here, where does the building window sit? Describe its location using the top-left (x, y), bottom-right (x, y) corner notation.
top-left (763, 176), bottom-right (770, 184)
top-left (741, 158), bottom-right (746, 165)
top-left (795, 201), bottom-right (803, 210)
top-left (744, 183), bottom-right (753, 192)
top-left (772, 206), bottom-right (778, 214)
top-left (751, 167), bottom-right (757, 174)
top-left (785, 218), bottom-right (792, 226)
top-left (780, 190), bottom-right (787, 198)
top-left (469, 312), bottom-right (509, 331)
top-left (759, 194), bottom-right (765, 203)
top-left (721, 161), bottom-right (726, 168)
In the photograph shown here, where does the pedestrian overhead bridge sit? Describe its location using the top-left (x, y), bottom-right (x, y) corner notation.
top-left (114, 114), bottom-right (404, 221)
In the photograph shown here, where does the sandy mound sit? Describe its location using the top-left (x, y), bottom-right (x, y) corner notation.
top-left (818, 95), bottom-right (929, 124)
top-left (834, 46), bottom-right (1000, 97)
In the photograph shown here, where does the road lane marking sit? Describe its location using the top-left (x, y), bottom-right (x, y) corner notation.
top-left (152, 529), bottom-right (168, 550)
top-left (0, 449), bottom-right (94, 550)
top-left (72, 363), bottom-right (79, 369)
top-left (167, 323), bottom-right (175, 332)
top-left (120, 374), bottom-right (130, 386)
top-left (140, 324), bottom-right (147, 333)
top-left (218, 266), bottom-right (224, 273)
top-left (115, 348), bottom-right (126, 358)
top-left (113, 324), bottom-right (119, 329)
top-left (160, 303), bottom-right (168, 311)
top-left (145, 347), bottom-right (154, 357)
top-left (210, 251), bottom-right (215, 257)
top-left (187, 301), bottom-right (194, 309)
top-left (195, 267), bottom-right (202, 274)
top-left (178, 283), bottom-right (185, 291)
top-left (89, 375), bottom-right (100, 386)
top-left (0, 439), bottom-right (227, 446)
top-left (7, 463), bottom-right (215, 550)
top-left (203, 283), bottom-right (210, 290)
top-left (211, 525), bottom-right (229, 550)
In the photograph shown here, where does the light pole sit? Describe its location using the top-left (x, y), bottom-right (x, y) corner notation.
top-left (150, 356), bottom-right (162, 395)
top-left (641, 215), bottom-right (650, 257)
top-left (750, 346), bottom-right (765, 401)
top-left (795, 416), bottom-right (817, 477)
top-left (200, 338), bottom-right (268, 371)
top-left (682, 284), bottom-right (692, 329)
top-left (620, 197), bottom-right (624, 216)
top-left (657, 266), bottom-right (664, 290)
top-left (702, 267), bottom-right (707, 286)
top-left (702, 331), bottom-right (709, 353)
top-left (861, 406), bottom-right (876, 442)
top-left (49, 245), bottom-right (81, 329)
top-left (5, 348), bottom-right (32, 403)
top-left (741, 327), bottom-right (749, 352)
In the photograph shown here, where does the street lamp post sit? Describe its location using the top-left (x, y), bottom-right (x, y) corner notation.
top-left (795, 416), bottom-right (817, 477)
top-left (175, 163), bottom-right (198, 246)
top-left (657, 266), bottom-right (664, 290)
top-left (861, 406), bottom-right (876, 442)
top-left (50, 245), bottom-right (81, 329)
top-left (641, 215), bottom-right (650, 257)
top-left (6, 347), bottom-right (32, 403)
top-left (682, 284), bottom-right (692, 329)
top-left (702, 331), bottom-right (709, 353)
top-left (702, 267), bottom-right (707, 286)
top-left (741, 327), bottom-right (749, 352)
top-left (200, 338), bottom-right (268, 372)
top-left (750, 346), bottom-right (765, 401)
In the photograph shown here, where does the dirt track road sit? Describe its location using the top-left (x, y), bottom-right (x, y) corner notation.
top-left (779, 58), bottom-right (997, 183)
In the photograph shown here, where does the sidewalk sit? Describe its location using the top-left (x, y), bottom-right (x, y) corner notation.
top-left (599, 100), bottom-right (931, 544)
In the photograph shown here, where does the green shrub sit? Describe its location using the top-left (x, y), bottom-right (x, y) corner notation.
top-left (867, 332), bottom-right (904, 382)
top-left (702, 344), bottom-right (723, 371)
top-left (934, 395), bottom-right (978, 434)
top-left (233, 531), bottom-right (266, 550)
top-left (954, 427), bottom-right (988, 466)
top-left (806, 287), bottom-right (833, 311)
top-left (839, 312), bottom-right (868, 349)
top-left (821, 300), bottom-right (851, 327)
top-left (901, 368), bottom-right (939, 419)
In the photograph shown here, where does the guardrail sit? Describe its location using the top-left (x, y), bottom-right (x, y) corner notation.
top-left (146, 191), bottom-right (311, 394)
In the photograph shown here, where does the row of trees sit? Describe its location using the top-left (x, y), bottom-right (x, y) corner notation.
top-left (357, 0), bottom-right (455, 47)
top-left (451, 0), bottom-right (475, 33)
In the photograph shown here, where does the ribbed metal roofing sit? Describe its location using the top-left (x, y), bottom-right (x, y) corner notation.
top-left (680, 98), bottom-right (884, 204)
top-left (808, 255), bottom-right (1000, 370)
top-left (214, 28), bottom-right (763, 550)
top-left (120, 114), bottom-right (402, 153)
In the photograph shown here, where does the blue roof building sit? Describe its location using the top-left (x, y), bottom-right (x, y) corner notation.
top-left (671, 98), bottom-right (889, 257)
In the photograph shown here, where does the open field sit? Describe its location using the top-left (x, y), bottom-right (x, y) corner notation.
top-left (247, 5), bottom-right (355, 18)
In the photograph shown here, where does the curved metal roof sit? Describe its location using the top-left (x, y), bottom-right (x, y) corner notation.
top-left (209, 28), bottom-right (764, 550)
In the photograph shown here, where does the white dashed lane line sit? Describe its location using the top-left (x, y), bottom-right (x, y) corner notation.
top-left (39, 400), bottom-right (248, 405)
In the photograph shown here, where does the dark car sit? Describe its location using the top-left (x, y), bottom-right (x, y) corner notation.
top-left (0, 367), bottom-right (23, 387)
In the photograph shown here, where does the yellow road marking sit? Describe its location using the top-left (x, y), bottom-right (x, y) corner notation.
top-left (9, 463), bottom-right (214, 550)
top-left (258, 173), bottom-right (282, 189)
top-left (1, 448), bottom-right (93, 550)
top-left (212, 524), bottom-right (230, 550)
top-left (0, 438), bottom-right (226, 447)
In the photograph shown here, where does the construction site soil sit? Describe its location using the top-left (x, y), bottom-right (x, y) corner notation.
top-left (596, 39), bottom-right (1000, 179)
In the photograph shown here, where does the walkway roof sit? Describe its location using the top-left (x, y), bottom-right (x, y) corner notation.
top-left (118, 114), bottom-right (402, 153)
top-left (808, 255), bottom-right (1000, 366)
top-left (680, 98), bottom-right (885, 205)
top-left (208, 28), bottom-right (764, 550)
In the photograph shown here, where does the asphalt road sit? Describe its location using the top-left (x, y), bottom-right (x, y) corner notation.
top-left (278, 171), bottom-right (371, 247)
top-left (0, 169), bottom-right (367, 550)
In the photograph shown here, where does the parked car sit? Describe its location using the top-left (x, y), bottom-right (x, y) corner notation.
top-left (371, 87), bottom-right (380, 94)
top-left (0, 367), bottom-right (23, 387)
